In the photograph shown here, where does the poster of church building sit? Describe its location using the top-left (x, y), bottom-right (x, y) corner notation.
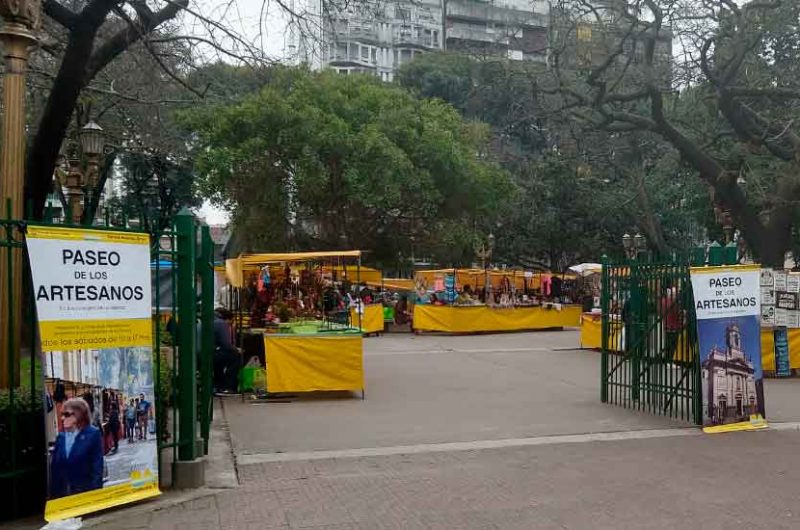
top-left (690, 265), bottom-right (765, 427)
top-left (699, 318), bottom-right (763, 425)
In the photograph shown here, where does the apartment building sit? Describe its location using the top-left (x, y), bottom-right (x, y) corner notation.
top-left (295, 0), bottom-right (549, 80)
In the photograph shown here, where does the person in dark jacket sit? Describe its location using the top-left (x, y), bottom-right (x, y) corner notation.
top-left (50, 397), bottom-right (104, 499)
top-left (107, 397), bottom-right (121, 454)
top-left (214, 308), bottom-right (242, 394)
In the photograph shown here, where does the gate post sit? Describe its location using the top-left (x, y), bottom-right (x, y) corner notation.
top-left (198, 224), bottom-right (214, 454)
top-left (630, 262), bottom-right (641, 402)
top-left (600, 255), bottom-right (609, 403)
top-left (173, 209), bottom-right (204, 487)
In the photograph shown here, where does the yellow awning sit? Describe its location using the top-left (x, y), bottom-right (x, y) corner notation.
top-left (225, 257), bottom-right (244, 288)
top-left (240, 250), bottom-right (362, 264)
top-left (371, 278), bottom-right (415, 291)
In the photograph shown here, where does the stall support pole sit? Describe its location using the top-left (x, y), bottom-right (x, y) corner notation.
top-left (357, 256), bottom-right (362, 332)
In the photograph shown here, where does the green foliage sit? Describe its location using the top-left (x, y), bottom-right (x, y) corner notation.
top-left (107, 152), bottom-right (199, 234)
top-left (399, 52), bottom-right (715, 265)
top-left (0, 388), bottom-right (42, 414)
top-left (181, 66), bottom-right (512, 264)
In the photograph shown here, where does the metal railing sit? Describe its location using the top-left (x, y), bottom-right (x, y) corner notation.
top-left (601, 257), bottom-right (702, 424)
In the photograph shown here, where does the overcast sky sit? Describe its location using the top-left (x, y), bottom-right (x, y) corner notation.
top-left (187, 0), bottom-right (298, 225)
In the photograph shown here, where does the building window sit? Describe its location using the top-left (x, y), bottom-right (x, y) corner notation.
top-left (397, 7), bottom-right (410, 20)
top-left (361, 46), bottom-right (369, 60)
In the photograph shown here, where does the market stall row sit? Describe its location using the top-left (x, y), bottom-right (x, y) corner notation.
top-left (411, 268), bottom-right (584, 333)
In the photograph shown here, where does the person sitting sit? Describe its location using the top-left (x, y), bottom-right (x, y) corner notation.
top-left (455, 285), bottom-right (474, 305)
top-left (213, 308), bottom-right (242, 395)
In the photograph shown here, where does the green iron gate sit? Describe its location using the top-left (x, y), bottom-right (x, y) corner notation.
top-left (601, 259), bottom-right (702, 425)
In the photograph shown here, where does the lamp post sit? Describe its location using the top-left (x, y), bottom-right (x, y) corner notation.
top-left (0, 0), bottom-right (39, 388)
top-left (65, 121), bottom-right (105, 224)
top-left (622, 233), bottom-right (634, 260)
top-left (475, 233), bottom-right (495, 301)
top-left (633, 232), bottom-right (646, 258)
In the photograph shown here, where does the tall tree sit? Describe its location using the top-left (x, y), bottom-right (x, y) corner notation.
top-left (398, 52), bottom-right (712, 265)
top-left (181, 67), bottom-right (513, 264)
top-left (549, 0), bottom-right (800, 266)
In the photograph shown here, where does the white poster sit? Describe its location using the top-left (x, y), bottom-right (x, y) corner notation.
top-left (774, 270), bottom-right (788, 292)
top-left (761, 287), bottom-right (775, 306)
top-left (760, 268), bottom-right (774, 287)
top-left (691, 268), bottom-right (760, 320)
top-left (787, 274), bottom-right (800, 293)
top-left (26, 226), bottom-right (152, 351)
top-left (761, 305), bottom-right (776, 327)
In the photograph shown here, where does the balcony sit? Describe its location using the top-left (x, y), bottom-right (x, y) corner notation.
top-left (445, 0), bottom-right (548, 27)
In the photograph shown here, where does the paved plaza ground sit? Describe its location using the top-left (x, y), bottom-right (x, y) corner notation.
top-left (74, 330), bottom-right (799, 528)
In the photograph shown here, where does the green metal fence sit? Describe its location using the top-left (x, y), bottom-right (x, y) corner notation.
top-left (601, 258), bottom-right (702, 424)
top-left (0, 207), bottom-right (214, 522)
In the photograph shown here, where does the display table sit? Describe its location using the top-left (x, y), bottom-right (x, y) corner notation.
top-left (413, 304), bottom-right (581, 333)
top-left (350, 304), bottom-right (384, 335)
top-left (264, 331), bottom-right (364, 393)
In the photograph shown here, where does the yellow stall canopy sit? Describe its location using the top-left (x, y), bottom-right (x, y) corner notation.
top-left (225, 250), bottom-right (364, 288)
top-left (366, 278), bottom-right (415, 291)
top-left (415, 269), bottom-right (581, 292)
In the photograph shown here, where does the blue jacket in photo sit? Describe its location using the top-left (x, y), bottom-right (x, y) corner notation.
top-left (49, 425), bottom-right (104, 499)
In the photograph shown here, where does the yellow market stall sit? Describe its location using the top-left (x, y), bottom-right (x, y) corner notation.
top-left (265, 333), bottom-right (364, 394)
top-left (411, 268), bottom-right (581, 334)
top-left (413, 304), bottom-right (581, 333)
top-left (580, 313), bottom-right (602, 349)
top-left (350, 303), bottom-right (384, 335)
top-left (225, 250), bottom-right (366, 396)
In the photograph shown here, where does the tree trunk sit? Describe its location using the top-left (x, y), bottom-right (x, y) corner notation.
top-left (25, 26), bottom-right (100, 218)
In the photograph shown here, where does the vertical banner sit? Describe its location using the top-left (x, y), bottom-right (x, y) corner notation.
top-left (26, 226), bottom-right (160, 522)
top-left (774, 328), bottom-right (791, 377)
top-left (444, 273), bottom-right (456, 304)
top-left (690, 265), bottom-right (765, 427)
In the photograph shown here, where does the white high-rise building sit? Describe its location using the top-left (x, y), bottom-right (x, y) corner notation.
top-left (294, 0), bottom-right (549, 81)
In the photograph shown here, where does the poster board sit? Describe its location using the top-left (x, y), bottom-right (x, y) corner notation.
top-left (691, 265), bottom-right (765, 427)
top-left (27, 226), bottom-right (160, 521)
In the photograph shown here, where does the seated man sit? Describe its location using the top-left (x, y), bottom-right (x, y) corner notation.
top-left (213, 308), bottom-right (242, 395)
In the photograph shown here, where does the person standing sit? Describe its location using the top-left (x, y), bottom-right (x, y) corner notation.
top-left (49, 398), bottom-right (104, 498)
top-left (137, 393), bottom-right (151, 441)
top-left (124, 399), bottom-right (137, 443)
top-left (106, 398), bottom-right (121, 455)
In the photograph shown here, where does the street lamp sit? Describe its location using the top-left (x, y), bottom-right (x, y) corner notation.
top-left (622, 233), bottom-right (634, 260)
top-left (80, 121), bottom-right (105, 157)
top-left (80, 121), bottom-right (105, 224)
top-left (633, 233), bottom-right (646, 254)
top-left (475, 233), bottom-right (495, 302)
top-left (65, 122), bottom-right (106, 224)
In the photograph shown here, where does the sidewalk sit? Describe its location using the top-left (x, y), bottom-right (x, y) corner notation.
top-left (86, 426), bottom-right (800, 529)
top-left (78, 331), bottom-right (800, 528)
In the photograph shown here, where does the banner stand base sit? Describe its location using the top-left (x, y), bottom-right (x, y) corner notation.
top-left (172, 458), bottom-right (206, 489)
